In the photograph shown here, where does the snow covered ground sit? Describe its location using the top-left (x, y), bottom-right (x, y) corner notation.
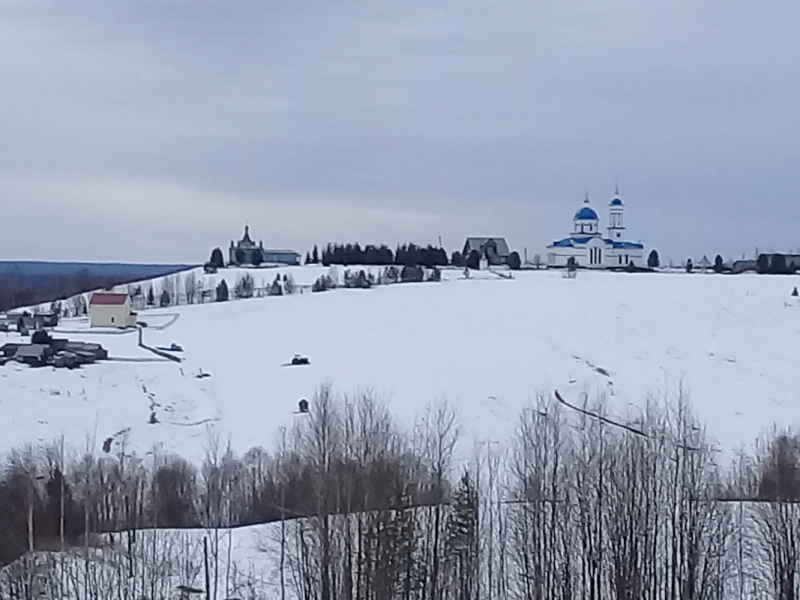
top-left (0, 523), bottom-right (288, 600)
top-left (2, 267), bottom-right (798, 462)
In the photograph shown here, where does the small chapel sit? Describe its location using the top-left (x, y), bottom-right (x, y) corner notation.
top-left (546, 190), bottom-right (645, 269)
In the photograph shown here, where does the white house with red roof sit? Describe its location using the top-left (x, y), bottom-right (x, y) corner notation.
top-left (90, 292), bottom-right (137, 328)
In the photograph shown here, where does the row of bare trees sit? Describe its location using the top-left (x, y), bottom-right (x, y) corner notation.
top-left (3, 387), bottom-right (800, 599)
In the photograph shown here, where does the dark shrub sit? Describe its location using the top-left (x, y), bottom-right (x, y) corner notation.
top-left (401, 265), bottom-right (425, 283)
top-left (312, 275), bottom-right (335, 292)
top-left (209, 247), bottom-right (225, 269)
top-left (466, 250), bottom-right (481, 270)
top-left (647, 249), bottom-right (659, 269)
top-left (215, 279), bottom-right (229, 302)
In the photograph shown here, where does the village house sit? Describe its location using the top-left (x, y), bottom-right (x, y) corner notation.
top-left (732, 259), bottom-right (758, 274)
top-left (462, 237), bottom-right (511, 266)
top-left (90, 292), bottom-right (137, 328)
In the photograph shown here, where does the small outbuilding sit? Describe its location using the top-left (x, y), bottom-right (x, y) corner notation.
top-left (14, 344), bottom-right (50, 367)
top-left (90, 293), bottom-right (137, 329)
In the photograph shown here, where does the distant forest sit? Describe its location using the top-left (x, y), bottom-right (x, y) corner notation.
top-left (0, 263), bottom-right (191, 312)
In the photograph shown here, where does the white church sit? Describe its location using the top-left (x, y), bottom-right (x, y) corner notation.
top-left (547, 190), bottom-right (645, 269)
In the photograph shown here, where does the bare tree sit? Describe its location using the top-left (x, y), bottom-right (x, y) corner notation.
top-left (185, 271), bottom-right (197, 304)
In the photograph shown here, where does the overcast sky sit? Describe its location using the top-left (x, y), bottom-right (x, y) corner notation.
top-left (1, 1), bottom-right (798, 264)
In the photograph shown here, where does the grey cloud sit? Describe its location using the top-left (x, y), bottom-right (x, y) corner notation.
top-left (0, 1), bottom-right (798, 262)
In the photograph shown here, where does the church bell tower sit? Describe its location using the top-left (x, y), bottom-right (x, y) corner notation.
top-left (607, 187), bottom-right (626, 239)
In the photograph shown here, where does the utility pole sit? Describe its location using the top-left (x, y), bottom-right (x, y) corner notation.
top-left (204, 536), bottom-right (211, 600)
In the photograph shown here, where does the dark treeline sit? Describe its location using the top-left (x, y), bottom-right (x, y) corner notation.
top-left (0, 268), bottom-right (192, 314)
top-left (308, 243), bottom-right (449, 268)
top-left (2, 386), bottom-right (800, 600)
top-left (0, 271), bottom-right (125, 313)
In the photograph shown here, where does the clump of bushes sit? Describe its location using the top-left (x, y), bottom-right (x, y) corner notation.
top-left (426, 266), bottom-right (442, 282)
top-left (343, 270), bottom-right (373, 289)
top-left (401, 265), bottom-right (425, 283)
top-left (312, 275), bottom-right (336, 293)
top-left (234, 274), bottom-right (255, 299)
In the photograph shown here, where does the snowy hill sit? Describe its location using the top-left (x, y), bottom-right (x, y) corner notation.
top-left (1, 267), bottom-right (798, 461)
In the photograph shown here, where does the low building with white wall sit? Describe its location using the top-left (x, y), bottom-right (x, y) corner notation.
top-left (90, 293), bottom-right (137, 328)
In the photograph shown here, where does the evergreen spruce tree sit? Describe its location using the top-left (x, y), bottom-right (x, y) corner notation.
top-left (215, 279), bottom-right (229, 301)
top-left (714, 254), bottom-right (725, 273)
top-left (647, 249), bottom-right (660, 269)
top-left (209, 247), bottom-right (225, 269)
top-left (312, 244), bottom-right (319, 264)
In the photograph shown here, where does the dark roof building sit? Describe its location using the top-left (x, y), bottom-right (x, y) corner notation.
top-left (463, 237), bottom-right (511, 265)
top-left (14, 344), bottom-right (50, 367)
top-left (229, 226), bottom-right (301, 266)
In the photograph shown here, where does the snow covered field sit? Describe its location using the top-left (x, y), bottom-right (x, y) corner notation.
top-left (2, 267), bottom-right (798, 462)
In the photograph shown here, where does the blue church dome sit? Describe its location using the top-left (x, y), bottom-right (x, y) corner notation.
top-left (574, 206), bottom-right (599, 220)
top-left (610, 197), bottom-right (623, 206)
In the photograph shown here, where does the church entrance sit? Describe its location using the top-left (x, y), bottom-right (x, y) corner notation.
top-left (589, 247), bottom-right (602, 265)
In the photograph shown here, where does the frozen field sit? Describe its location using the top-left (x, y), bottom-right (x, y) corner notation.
top-left (1, 268), bottom-right (798, 462)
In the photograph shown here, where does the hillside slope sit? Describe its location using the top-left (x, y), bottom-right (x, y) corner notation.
top-left (1, 268), bottom-right (797, 461)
